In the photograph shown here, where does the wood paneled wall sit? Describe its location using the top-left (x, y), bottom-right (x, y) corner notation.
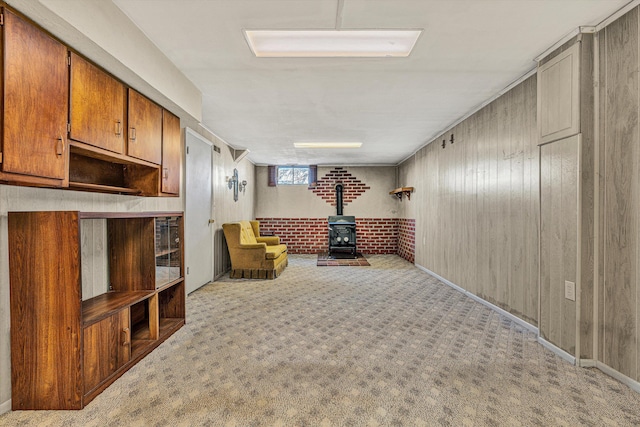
top-left (598, 6), bottom-right (640, 381)
top-left (537, 34), bottom-right (595, 359)
top-left (539, 135), bottom-right (579, 355)
top-left (409, 75), bottom-right (539, 325)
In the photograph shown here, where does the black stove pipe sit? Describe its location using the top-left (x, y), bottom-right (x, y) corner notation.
top-left (335, 184), bottom-right (344, 216)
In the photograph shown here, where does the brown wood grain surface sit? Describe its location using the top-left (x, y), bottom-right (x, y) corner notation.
top-left (83, 309), bottom-right (130, 394)
top-left (70, 52), bottom-right (126, 154)
top-left (161, 110), bottom-right (181, 195)
top-left (128, 89), bottom-right (163, 165)
top-left (603, 8), bottom-right (639, 379)
top-left (9, 211), bottom-right (83, 409)
top-left (2, 9), bottom-right (68, 180)
top-left (108, 217), bottom-right (156, 291)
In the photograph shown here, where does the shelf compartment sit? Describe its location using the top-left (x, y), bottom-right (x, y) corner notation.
top-left (159, 318), bottom-right (185, 339)
top-left (68, 147), bottom-right (160, 196)
top-left (82, 291), bottom-right (153, 327)
top-left (159, 281), bottom-right (186, 321)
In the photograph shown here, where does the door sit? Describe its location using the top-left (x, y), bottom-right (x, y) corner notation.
top-left (185, 128), bottom-right (214, 294)
top-left (2, 9), bottom-right (68, 180)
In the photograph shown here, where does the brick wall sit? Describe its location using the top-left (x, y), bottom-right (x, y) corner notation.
top-left (311, 167), bottom-right (370, 207)
top-left (397, 218), bottom-right (416, 263)
top-left (354, 218), bottom-right (398, 254)
top-left (256, 217), bottom-right (416, 261)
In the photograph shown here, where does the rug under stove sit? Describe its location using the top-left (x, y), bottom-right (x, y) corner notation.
top-left (316, 252), bottom-right (370, 266)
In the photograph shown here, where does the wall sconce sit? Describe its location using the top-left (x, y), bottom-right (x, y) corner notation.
top-left (227, 168), bottom-right (248, 202)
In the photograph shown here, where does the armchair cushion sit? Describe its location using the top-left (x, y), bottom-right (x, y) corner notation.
top-left (222, 220), bottom-right (288, 279)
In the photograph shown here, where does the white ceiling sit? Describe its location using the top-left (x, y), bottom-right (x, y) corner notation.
top-left (113, 0), bottom-right (629, 166)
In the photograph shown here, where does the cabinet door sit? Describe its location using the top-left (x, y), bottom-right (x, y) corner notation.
top-left (83, 309), bottom-right (131, 394)
top-left (161, 110), bottom-right (181, 194)
top-left (2, 9), bottom-right (68, 180)
top-left (537, 43), bottom-right (580, 144)
top-left (128, 89), bottom-right (162, 165)
top-left (70, 53), bottom-right (126, 154)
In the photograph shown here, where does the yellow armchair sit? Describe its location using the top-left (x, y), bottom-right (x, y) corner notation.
top-left (222, 220), bottom-right (288, 279)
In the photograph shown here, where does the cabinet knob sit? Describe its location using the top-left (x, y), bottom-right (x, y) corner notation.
top-left (163, 168), bottom-right (169, 179)
top-left (115, 120), bottom-right (122, 137)
top-left (129, 127), bottom-right (136, 141)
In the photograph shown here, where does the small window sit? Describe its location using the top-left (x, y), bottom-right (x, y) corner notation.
top-left (277, 166), bottom-right (309, 185)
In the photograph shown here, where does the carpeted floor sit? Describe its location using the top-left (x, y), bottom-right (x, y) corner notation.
top-left (317, 252), bottom-right (370, 266)
top-left (2, 255), bottom-right (640, 426)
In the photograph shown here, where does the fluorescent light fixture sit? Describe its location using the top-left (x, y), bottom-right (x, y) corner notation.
top-left (245, 30), bottom-right (422, 58)
top-left (294, 142), bottom-right (363, 149)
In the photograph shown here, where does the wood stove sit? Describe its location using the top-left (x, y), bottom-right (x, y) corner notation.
top-left (328, 184), bottom-right (357, 258)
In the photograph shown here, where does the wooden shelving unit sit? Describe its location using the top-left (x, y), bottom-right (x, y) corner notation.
top-left (389, 187), bottom-right (414, 201)
top-left (8, 210), bottom-right (185, 410)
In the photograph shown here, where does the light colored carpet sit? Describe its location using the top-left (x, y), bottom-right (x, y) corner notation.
top-left (2, 255), bottom-right (640, 426)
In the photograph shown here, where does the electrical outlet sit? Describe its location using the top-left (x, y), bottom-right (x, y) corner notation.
top-left (564, 280), bottom-right (576, 301)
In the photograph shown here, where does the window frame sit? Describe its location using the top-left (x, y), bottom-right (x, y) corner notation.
top-left (276, 165), bottom-right (310, 186)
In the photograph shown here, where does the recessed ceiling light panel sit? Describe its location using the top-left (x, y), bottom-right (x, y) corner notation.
top-left (294, 142), bottom-right (363, 149)
top-left (245, 30), bottom-right (422, 58)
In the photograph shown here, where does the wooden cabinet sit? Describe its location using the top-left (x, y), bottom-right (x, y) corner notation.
top-left (161, 110), bottom-right (181, 195)
top-left (70, 52), bottom-right (126, 154)
top-left (8, 211), bottom-right (186, 410)
top-left (1, 8), bottom-right (68, 184)
top-left (83, 310), bottom-right (130, 394)
top-left (0, 6), bottom-right (182, 196)
top-left (128, 89), bottom-right (163, 165)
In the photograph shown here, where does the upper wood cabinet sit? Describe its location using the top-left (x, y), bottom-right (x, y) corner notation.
top-left (70, 52), bottom-right (126, 154)
top-left (1, 8), bottom-right (68, 182)
top-left (161, 110), bottom-right (181, 195)
top-left (0, 6), bottom-right (182, 196)
top-left (128, 89), bottom-right (162, 165)
top-left (537, 43), bottom-right (580, 144)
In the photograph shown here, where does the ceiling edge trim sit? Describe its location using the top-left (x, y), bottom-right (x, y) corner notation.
top-left (596, 0), bottom-right (640, 31)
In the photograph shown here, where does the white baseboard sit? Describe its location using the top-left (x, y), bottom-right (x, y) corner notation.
top-left (414, 264), bottom-right (640, 395)
top-left (415, 264), bottom-right (539, 335)
top-left (0, 399), bottom-right (11, 415)
top-left (579, 359), bottom-right (597, 368)
top-left (538, 337), bottom-right (576, 365)
top-left (597, 362), bottom-right (640, 394)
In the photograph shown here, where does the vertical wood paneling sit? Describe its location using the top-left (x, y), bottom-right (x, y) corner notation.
top-left (510, 83), bottom-right (526, 317)
top-left (603, 8), bottom-right (639, 379)
top-left (597, 31), bottom-right (608, 362)
top-left (579, 34), bottom-right (596, 360)
top-left (539, 142), bottom-right (551, 339)
top-left (524, 77), bottom-right (540, 324)
top-left (487, 103), bottom-right (499, 304)
top-left (476, 107), bottom-right (490, 302)
top-left (497, 94), bottom-right (511, 309)
top-left (562, 139), bottom-right (578, 355)
top-left (465, 119), bottom-right (478, 295)
top-left (548, 143), bottom-right (563, 346)
top-left (411, 76), bottom-right (538, 325)
top-left (540, 135), bottom-right (579, 354)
